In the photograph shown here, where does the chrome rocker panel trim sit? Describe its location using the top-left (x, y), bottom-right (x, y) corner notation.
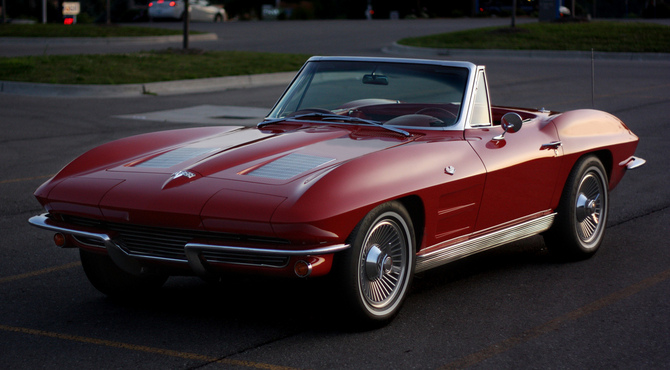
top-left (28, 213), bottom-right (350, 276)
top-left (415, 213), bottom-right (556, 273)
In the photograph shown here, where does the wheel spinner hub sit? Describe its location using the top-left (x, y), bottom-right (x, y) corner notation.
top-left (365, 244), bottom-right (393, 281)
top-left (576, 193), bottom-right (599, 223)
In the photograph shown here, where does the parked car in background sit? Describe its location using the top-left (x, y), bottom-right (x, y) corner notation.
top-left (148, 0), bottom-right (227, 22)
top-left (29, 57), bottom-right (644, 327)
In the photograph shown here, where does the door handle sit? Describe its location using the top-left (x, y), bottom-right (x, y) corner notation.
top-left (541, 141), bottom-right (562, 150)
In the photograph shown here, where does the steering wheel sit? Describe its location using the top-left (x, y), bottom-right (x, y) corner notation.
top-left (415, 108), bottom-right (457, 126)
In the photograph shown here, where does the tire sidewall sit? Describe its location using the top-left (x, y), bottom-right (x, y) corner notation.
top-left (340, 201), bottom-right (415, 323)
top-left (549, 156), bottom-right (609, 258)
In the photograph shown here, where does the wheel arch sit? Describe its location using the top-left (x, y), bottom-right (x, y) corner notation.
top-left (395, 195), bottom-right (425, 254)
top-left (590, 149), bottom-right (614, 183)
top-left (551, 149), bottom-right (613, 211)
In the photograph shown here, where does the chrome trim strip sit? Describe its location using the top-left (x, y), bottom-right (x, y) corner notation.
top-left (415, 213), bottom-right (556, 273)
top-left (621, 156), bottom-right (646, 170)
top-left (184, 242), bottom-right (350, 256)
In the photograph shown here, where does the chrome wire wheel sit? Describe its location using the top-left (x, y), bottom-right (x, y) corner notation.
top-left (358, 213), bottom-right (410, 314)
top-left (337, 201), bottom-right (415, 325)
top-left (545, 155), bottom-right (609, 260)
top-left (574, 170), bottom-right (606, 247)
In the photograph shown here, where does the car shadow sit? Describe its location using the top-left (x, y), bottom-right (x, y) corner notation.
top-left (91, 235), bottom-right (557, 333)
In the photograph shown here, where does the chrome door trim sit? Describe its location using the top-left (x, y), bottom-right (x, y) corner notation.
top-left (415, 213), bottom-right (555, 273)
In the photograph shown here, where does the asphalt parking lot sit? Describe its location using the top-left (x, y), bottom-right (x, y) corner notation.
top-left (1, 19), bottom-right (669, 369)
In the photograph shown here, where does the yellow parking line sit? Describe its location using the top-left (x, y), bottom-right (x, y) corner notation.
top-left (440, 267), bottom-right (670, 369)
top-left (0, 174), bottom-right (55, 185)
top-left (0, 324), bottom-right (298, 370)
top-left (0, 261), bottom-right (81, 285)
top-left (0, 263), bottom-right (298, 369)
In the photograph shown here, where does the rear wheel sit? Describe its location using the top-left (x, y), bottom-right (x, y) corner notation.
top-left (545, 156), bottom-right (609, 260)
top-left (336, 201), bottom-right (415, 327)
top-left (80, 249), bottom-right (168, 299)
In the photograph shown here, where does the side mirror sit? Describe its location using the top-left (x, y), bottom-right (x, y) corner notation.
top-left (493, 112), bottom-right (523, 141)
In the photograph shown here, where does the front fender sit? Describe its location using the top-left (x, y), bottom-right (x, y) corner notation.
top-left (270, 137), bottom-right (486, 246)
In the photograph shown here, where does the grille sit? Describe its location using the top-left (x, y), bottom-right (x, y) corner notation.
top-left (61, 215), bottom-right (290, 266)
top-left (200, 250), bottom-right (289, 268)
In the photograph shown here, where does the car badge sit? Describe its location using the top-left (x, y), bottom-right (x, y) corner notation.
top-left (445, 166), bottom-right (455, 175)
top-left (163, 170), bottom-right (198, 189)
top-left (170, 170), bottom-right (197, 180)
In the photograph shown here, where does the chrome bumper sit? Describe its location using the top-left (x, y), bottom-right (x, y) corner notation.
top-left (621, 156), bottom-right (646, 170)
top-left (28, 213), bottom-right (349, 276)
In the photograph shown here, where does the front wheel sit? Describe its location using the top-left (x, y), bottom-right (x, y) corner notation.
top-left (336, 201), bottom-right (415, 327)
top-left (545, 155), bottom-right (609, 260)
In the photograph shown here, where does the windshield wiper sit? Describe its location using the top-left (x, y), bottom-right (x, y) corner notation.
top-left (258, 113), bottom-right (410, 137)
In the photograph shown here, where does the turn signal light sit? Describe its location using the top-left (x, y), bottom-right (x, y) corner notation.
top-left (53, 233), bottom-right (67, 247)
top-left (294, 260), bottom-right (312, 278)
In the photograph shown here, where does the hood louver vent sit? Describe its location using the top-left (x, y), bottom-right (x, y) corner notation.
top-left (135, 147), bottom-right (217, 168)
top-left (247, 153), bottom-right (334, 180)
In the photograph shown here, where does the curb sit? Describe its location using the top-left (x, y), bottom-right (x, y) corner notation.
top-left (0, 71), bottom-right (296, 98)
top-left (383, 42), bottom-right (670, 61)
top-left (0, 33), bottom-right (218, 45)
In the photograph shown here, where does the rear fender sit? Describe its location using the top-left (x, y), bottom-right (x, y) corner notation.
top-left (549, 109), bottom-right (640, 208)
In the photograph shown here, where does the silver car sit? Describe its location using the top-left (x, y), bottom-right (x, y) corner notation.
top-left (148, 0), bottom-right (227, 22)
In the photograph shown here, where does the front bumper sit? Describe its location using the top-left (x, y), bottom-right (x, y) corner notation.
top-left (29, 213), bottom-right (348, 278)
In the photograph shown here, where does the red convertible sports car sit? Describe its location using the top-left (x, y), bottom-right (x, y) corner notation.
top-left (30, 57), bottom-right (644, 326)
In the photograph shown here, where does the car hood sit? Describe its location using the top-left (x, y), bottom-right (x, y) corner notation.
top-left (42, 124), bottom-right (417, 230)
top-left (107, 124), bottom-right (414, 184)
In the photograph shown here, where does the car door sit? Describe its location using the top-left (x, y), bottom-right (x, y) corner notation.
top-left (464, 69), bottom-right (563, 232)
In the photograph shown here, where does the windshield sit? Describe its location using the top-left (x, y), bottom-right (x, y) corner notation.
top-left (267, 60), bottom-right (470, 128)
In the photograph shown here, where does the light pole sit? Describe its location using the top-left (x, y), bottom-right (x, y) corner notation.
top-left (183, 0), bottom-right (190, 49)
top-left (2, 0), bottom-right (7, 23)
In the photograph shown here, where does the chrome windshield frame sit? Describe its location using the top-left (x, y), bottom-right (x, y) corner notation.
top-left (266, 56), bottom-right (479, 132)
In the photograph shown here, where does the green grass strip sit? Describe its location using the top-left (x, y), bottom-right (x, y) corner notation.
top-left (0, 50), bottom-right (309, 84)
top-left (399, 21), bottom-right (670, 53)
